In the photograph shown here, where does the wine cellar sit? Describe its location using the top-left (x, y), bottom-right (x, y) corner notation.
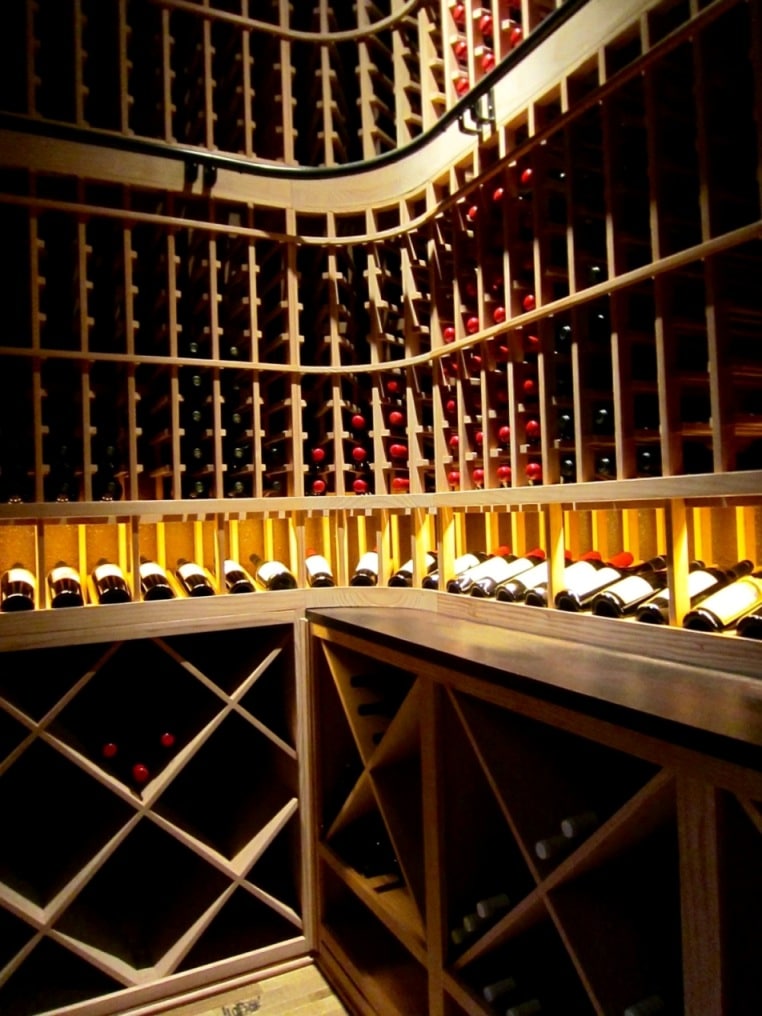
top-left (0, 0), bottom-right (761, 1013)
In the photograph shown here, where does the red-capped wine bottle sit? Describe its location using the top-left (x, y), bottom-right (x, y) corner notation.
top-left (250, 554), bottom-right (298, 590)
top-left (388, 551), bottom-right (436, 587)
top-left (554, 551), bottom-right (636, 611)
top-left (470, 548), bottom-right (546, 598)
top-left (47, 561), bottom-right (84, 608)
top-left (175, 558), bottom-right (216, 597)
top-left (683, 566), bottom-right (762, 632)
top-left (305, 550), bottom-right (336, 588)
top-left (637, 559), bottom-right (748, 625)
top-left (0, 563), bottom-right (36, 612)
top-left (591, 556), bottom-right (668, 617)
top-left (91, 558), bottom-right (132, 604)
top-left (422, 551), bottom-right (487, 590)
top-left (139, 557), bottom-right (176, 601)
top-left (223, 559), bottom-right (256, 594)
top-left (350, 551), bottom-right (379, 587)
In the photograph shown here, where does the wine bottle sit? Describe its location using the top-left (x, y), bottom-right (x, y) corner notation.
top-left (475, 891), bottom-right (511, 919)
top-left (0, 563), bottom-right (36, 612)
top-left (446, 546), bottom-right (513, 595)
top-left (47, 561), bottom-right (84, 608)
top-left (637, 559), bottom-right (751, 625)
top-left (139, 557), bottom-right (177, 601)
top-left (506, 1001), bottom-right (541, 1016)
top-left (591, 557), bottom-right (669, 617)
top-left (737, 608), bottom-right (762, 640)
top-left (512, 550), bottom-right (582, 606)
top-left (623, 996), bottom-right (665, 1016)
top-left (223, 559), bottom-right (256, 594)
top-left (388, 551), bottom-right (437, 587)
top-left (470, 548), bottom-right (546, 598)
top-left (683, 567), bottom-right (762, 632)
top-left (305, 549), bottom-right (336, 588)
top-left (554, 551), bottom-right (637, 612)
top-left (250, 554), bottom-right (298, 590)
top-left (349, 551), bottom-right (379, 587)
top-left (422, 551), bottom-right (487, 590)
top-left (534, 832), bottom-right (570, 861)
top-left (175, 558), bottom-right (216, 597)
top-left (91, 558), bottom-right (132, 604)
top-left (508, 999), bottom-right (544, 1016)
top-left (92, 443), bottom-right (124, 501)
top-left (560, 810), bottom-right (599, 839)
top-left (482, 976), bottom-right (517, 1005)
top-left (496, 559), bottom-right (552, 603)
top-left (45, 442), bottom-right (80, 502)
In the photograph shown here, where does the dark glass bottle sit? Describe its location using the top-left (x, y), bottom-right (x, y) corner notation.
top-left (139, 557), bottom-right (177, 601)
top-left (446, 547), bottom-right (513, 595)
top-left (554, 551), bottom-right (637, 612)
top-left (223, 559), bottom-right (256, 594)
top-left (350, 551), bottom-right (379, 587)
top-left (47, 561), bottom-right (84, 609)
top-left (0, 563), bottom-right (36, 612)
top-left (423, 551), bottom-right (487, 590)
top-left (45, 442), bottom-right (80, 502)
top-left (175, 558), bottom-right (216, 597)
top-left (683, 567), bottom-right (762, 632)
top-left (91, 558), bottom-right (132, 604)
top-left (305, 551), bottom-right (336, 589)
top-left (637, 559), bottom-right (750, 625)
top-left (388, 551), bottom-right (437, 588)
top-left (591, 557), bottom-right (669, 617)
top-left (250, 554), bottom-right (298, 591)
top-left (470, 548), bottom-right (546, 598)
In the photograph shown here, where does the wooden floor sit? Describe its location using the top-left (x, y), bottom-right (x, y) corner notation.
top-left (141, 962), bottom-right (351, 1016)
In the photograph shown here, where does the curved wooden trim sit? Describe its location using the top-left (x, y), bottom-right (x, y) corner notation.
top-left (148, 0), bottom-right (429, 45)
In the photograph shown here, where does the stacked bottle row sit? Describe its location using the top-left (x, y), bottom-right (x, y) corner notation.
top-left (447, 0), bottom-right (529, 99)
top-left (0, 626), bottom-right (304, 1013)
top-left (0, 0), bottom-right (463, 168)
top-left (312, 630), bottom-right (703, 1016)
top-left (437, 546), bottom-right (762, 637)
top-left (0, 552), bottom-right (340, 612)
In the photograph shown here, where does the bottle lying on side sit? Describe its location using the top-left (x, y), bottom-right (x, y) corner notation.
top-left (682, 564), bottom-right (762, 632)
top-left (637, 559), bottom-right (753, 625)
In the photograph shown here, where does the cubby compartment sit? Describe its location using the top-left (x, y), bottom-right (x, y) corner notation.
top-left (450, 691), bottom-right (661, 877)
top-left (718, 793), bottom-right (762, 1016)
top-left (439, 690), bottom-right (536, 960)
top-left (0, 938), bottom-right (124, 1016)
top-left (455, 917), bottom-right (595, 1014)
top-left (320, 862), bottom-right (429, 1016)
top-left (0, 740), bottom-right (133, 907)
top-left (50, 639), bottom-right (221, 795)
top-left (548, 816), bottom-right (683, 1014)
top-left (55, 818), bottom-right (231, 970)
top-left (153, 711), bottom-right (298, 861)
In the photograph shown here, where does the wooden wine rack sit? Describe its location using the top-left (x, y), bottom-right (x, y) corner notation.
top-left (1, 0), bottom-right (761, 1013)
top-left (308, 606), bottom-right (762, 1016)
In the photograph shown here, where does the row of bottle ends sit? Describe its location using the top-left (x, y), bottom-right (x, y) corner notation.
top-left (1, 548), bottom-right (761, 637)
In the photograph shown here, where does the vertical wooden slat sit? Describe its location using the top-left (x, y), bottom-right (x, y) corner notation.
top-left (420, 676), bottom-right (445, 1016)
top-left (666, 498), bottom-right (690, 626)
top-left (677, 777), bottom-right (725, 1015)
